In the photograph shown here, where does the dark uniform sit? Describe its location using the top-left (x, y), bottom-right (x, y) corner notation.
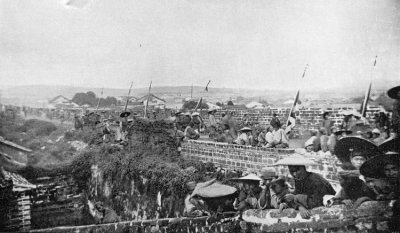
top-left (292, 172), bottom-right (336, 209)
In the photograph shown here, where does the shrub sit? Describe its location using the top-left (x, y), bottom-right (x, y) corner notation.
top-left (19, 119), bottom-right (57, 136)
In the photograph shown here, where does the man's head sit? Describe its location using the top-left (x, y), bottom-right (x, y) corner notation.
top-left (260, 167), bottom-right (277, 185)
top-left (270, 178), bottom-right (287, 194)
top-left (372, 128), bottom-right (381, 138)
top-left (384, 163), bottom-right (399, 180)
top-left (350, 151), bottom-right (367, 170)
top-left (322, 112), bottom-right (330, 119)
top-left (288, 165), bottom-right (308, 180)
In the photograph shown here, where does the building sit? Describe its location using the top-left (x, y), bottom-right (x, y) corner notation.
top-left (48, 95), bottom-right (79, 109)
top-left (0, 138), bottom-right (35, 232)
top-left (137, 94), bottom-right (166, 109)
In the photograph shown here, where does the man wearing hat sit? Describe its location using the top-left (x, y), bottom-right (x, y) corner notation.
top-left (360, 151), bottom-right (399, 199)
top-left (320, 111), bottom-right (333, 135)
top-left (267, 122), bottom-right (289, 148)
top-left (235, 127), bottom-right (252, 145)
top-left (119, 111), bottom-right (130, 142)
top-left (334, 136), bottom-right (380, 171)
top-left (360, 151), bottom-right (400, 231)
top-left (372, 128), bottom-right (385, 145)
top-left (207, 108), bottom-right (217, 139)
top-left (388, 85), bottom-right (400, 135)
top-left (274, 156), bottom-right (335, 218)
top-left (258, 167), bottom-right (278, 209)
top-left (183, 181), bottom-right (209, 217)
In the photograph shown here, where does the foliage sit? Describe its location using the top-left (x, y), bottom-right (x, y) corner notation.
top-left (71, 91), bottom-right (117, 107)
top-left (19, 119), bottom-right (57, 136)
top-left (181, 100), bottom-right (209, 110)
top-left (70, 150), bottom-right (95, 191)
top-left (64, 130), bottom-right (96, 144)
top-left (216, 102), bottom-right (224, 107)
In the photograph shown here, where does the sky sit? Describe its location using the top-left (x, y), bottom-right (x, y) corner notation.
top-left (0, 0), bottom-right (399, 91)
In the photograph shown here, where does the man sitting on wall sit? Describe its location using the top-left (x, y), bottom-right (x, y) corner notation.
top-left (274, 156), bottom-right (336, 218)
top-left (266, 122), bottom-right (289, 148)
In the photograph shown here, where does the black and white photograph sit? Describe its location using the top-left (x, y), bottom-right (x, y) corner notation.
top-left (0, 0), bottom-right (399, 232)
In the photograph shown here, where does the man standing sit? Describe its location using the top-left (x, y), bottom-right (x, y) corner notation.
top-left (274, 156), bottom-right (336, 218)
top-left (207, 108), bottom-right (217, 139)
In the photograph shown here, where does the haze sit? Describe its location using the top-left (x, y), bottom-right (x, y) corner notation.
top-left (1, 0), bottom-right (399, 91)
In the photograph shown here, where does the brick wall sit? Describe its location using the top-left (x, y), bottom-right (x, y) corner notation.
top-left (201, 107), bottom-right (381, 131)
top-left (181, 140), bottom-right (342, 190)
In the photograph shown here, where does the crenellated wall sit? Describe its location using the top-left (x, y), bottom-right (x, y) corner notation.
top-left (201, 107), bottom-right (381, 132)
top-left (29, 201), bottom-right (394, 233)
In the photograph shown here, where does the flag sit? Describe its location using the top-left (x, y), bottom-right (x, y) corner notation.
top-left (373, 55), bottom-right (377, 67)
top-left (205, 80), bottom-right (211, 92)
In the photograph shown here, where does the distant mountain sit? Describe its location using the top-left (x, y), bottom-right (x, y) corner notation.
top-left (0, 79), bottom-right (397, 107)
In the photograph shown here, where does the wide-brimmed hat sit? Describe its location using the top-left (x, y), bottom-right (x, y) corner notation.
top-left (387, 86), bottom-right (400, 99)
top-left (360, 152), bottom-right (400, 179)
top-left (334, 130), bottom-right (352, 136)
top-left (260, 167), bottom-right (278, 180)
top-left (230, 173), bottom-right (262, 182)
top-left (207, 108), bottom-right (217, 113)
top-left (378, 138), bottom-right (400, 153)
top-left (334, 136), bottom-right (381, 163)
top-left (191, 179), bottom-right (237, 198)
top-left (184, 112), bottom-right (191, 116)
top-left (341, 110), bottom-right (353, 116)
top-left (239, 127), bottom-right (252, 132)
top-left (304, 137), bottom-right (314, 148)
top-left (191, 112), bottom-right (200, 117)
top-left (120, 111), bottom-right (131, 118)
top-left (273, 155), bottom-right (317, 166)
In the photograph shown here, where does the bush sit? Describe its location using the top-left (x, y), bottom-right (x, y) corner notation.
top-left (19, 119), bottom-right (57, 136)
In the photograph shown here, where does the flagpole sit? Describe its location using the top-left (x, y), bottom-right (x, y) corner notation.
top-left (361, 55), bottom-right (378, 117)
top-left (285, 65), bottom-right (308, 127)
top-left (144, 81), bottom-right (152, 119)
top-left (124, 81), bottom-right (134, 112)
top-left (95, 87), bottom-right (104, 112)
top-left (194, 80), bottom-right (211, 111)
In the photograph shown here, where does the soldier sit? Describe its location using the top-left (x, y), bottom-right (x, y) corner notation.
top-left (119, 111), bottom-right (130, 142)
top-left (274, 156), bottom-right (336, 219)
top-left (207, 108), bottom-right (217, 139)
top-left (388, 85), bottom-right (400, 134)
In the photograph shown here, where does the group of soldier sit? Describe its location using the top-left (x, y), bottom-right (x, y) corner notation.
top-left (182, 85), bottom-right (400, 230)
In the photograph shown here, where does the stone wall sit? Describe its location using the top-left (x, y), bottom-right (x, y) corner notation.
top-left (30, 175), bottom-right (87, 229)
top-left (30, 201), bottom-right (394, 233)
top-left (181, 140), bottom-right (342, 190)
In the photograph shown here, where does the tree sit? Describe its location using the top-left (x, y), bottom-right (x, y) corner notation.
top-left (216, 102), bottom-right (224, 107)
top-left (227, 100), bottom-right (234, 106)
top-left (182, 100), bottom-right (209, 110)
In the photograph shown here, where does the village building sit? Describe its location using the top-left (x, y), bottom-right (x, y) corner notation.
top-left (48, 95), bottom-right (79, 109)
top-left (0, 138), bottom-right (35, 232)
top-left (137, 93), bottom-right (166, 109)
